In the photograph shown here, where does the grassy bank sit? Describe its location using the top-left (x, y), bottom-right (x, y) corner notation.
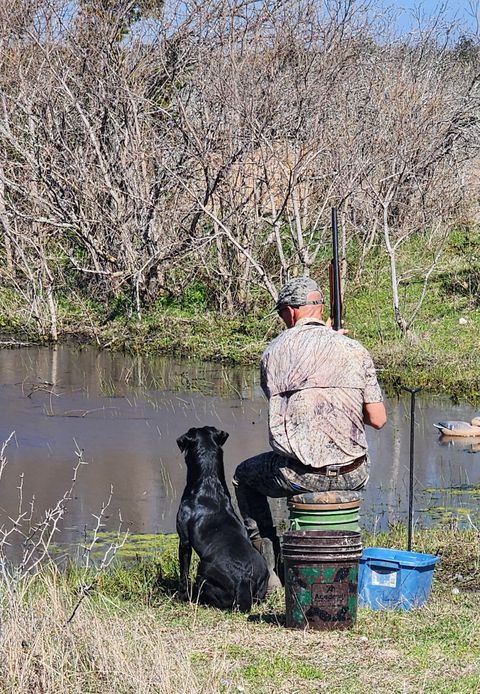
top-left (1, 230), bottom-right (479, 403)
top-left (3, 299), bottom-right (480, 403)
top-left (1, 527), bottom-right (479, 693)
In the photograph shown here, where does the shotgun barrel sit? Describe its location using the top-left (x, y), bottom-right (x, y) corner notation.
top-left (329, 207), bottom-right (342, 331)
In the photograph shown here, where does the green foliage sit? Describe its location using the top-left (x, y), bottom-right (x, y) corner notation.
top-left (56, 293), bottom-right (103, 320)
top-left (103, 292), bottom-right (135, 321)
top-left (150, 279), bottom-right (212, 316)
top-left (171, 280), bottom-right (210, 313)
top-left (340, 226), bottom-right (480, 401)
top-left (0, 289), bottom-right (26, 333)
top-left (67, 532), bottom-right (204, 605)
top-left (96, 558), bottom-right (165, 603)
top-left (447, 227), bottom-right (480, 252)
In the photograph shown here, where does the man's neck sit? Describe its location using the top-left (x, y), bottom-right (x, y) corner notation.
top-left (292, 317), bottom-right (325, 328)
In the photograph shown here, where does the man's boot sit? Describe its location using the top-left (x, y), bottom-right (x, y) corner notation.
top-left (270, 534), bottom-right (284, 586)
top-left (251, 536), bottom-right (282, 593)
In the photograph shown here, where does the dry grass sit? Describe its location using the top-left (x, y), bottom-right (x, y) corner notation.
top-left (1, 571), bottom-right (479, 694)
top-left (1, 580), bottom-right (217, 693)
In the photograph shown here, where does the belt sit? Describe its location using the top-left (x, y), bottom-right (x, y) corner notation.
top-left (314, 456), bottom-right (366, 478)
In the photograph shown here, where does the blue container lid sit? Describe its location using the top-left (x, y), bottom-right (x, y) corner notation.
top-left (361, 547), bottom-right (440, 568)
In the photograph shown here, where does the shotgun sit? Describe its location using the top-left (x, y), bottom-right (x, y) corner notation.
top-left (329, 206), bottom-right (342, 331)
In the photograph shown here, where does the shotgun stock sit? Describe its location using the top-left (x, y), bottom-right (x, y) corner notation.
top-left (329, 207), bottom-right (342, 331)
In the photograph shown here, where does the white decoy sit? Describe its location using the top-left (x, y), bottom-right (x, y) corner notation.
top-left (471, 415), bottom-right (480, 427)
top-left (433, 420), bottom-right (480, 437)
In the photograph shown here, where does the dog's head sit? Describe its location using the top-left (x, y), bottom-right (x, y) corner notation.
top-left (176, 426), bottom-right (229, 453)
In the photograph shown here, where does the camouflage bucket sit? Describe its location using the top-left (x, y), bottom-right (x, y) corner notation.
top-left (283, 530), bottom-right (362, 631)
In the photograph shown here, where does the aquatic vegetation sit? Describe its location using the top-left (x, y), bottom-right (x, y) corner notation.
top-left (87, 531), bottom-right (180, 563)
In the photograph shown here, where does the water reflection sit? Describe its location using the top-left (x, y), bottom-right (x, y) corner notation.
top-left (0, 345), bottom-right (478, 553)
top-left (438, 435), bottom-right (480, 454)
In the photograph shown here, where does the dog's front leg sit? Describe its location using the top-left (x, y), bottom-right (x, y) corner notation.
top-left (178, 539), bottom-right (192, 601)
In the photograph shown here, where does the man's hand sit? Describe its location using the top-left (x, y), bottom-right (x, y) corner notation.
top-left (326, 317), bottom-right (349, 335)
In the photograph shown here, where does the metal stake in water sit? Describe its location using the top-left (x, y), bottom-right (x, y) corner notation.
top-left (402, 386), bottom-right (422, 552)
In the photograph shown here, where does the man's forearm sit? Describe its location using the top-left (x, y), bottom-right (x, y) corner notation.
top-left (363, 402), bottom-right (387, 429)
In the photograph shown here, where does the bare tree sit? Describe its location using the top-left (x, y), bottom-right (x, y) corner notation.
top-left (0, 0), bottom-right (478, 331)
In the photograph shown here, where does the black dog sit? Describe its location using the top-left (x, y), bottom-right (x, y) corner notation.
top-left (176, 426), bottom-right (269, 612)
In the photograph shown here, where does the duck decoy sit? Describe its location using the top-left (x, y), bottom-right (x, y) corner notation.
top-left (433, 420), bottom-right (480, 437)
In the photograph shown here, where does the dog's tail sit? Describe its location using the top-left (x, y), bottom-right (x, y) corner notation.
top-left (234, 579), bottom-right (253, 613)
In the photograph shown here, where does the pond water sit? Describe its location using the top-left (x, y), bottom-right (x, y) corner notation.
top-left (0, 345), bottom-right (478, 555)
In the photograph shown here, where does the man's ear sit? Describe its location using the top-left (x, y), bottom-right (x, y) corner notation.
top-left (176, 429), bottom-right (196, 452)
top-left (212, 429), bottom-right (229, 447)
top-left (279, 306), bottom-right (295, 328)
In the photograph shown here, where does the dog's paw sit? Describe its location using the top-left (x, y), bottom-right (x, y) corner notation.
top-left (176, 587), bottom-right (190, 602)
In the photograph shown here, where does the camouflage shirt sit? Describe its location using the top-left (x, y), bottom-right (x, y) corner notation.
top-left (260, 318), bottom-right (383, 468)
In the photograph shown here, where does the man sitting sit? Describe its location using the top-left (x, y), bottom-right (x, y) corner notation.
top-left (233, 277), bottom-right (387, 587)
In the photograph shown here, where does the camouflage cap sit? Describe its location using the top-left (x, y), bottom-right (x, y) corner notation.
top-left (275, 277), bottom-right (324, 311)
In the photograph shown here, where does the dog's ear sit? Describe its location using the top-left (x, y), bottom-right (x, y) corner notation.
top-left (212, 428), bottom-right (229, 447)
top-left (176, 429), bottom-right (196, 452)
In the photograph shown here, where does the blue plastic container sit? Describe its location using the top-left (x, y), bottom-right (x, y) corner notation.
top-left (358, 547), bottom-right (440, 610)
